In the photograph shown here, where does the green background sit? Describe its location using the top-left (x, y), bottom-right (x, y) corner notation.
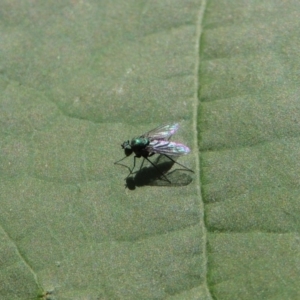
top-left (0, 1), bottom-right (299, 299)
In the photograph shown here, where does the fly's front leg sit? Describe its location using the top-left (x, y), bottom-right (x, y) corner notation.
top-left (139, 157), bottom-right (146, 172)
top-left (127, 155), bottom-right (137, 178)
top-left (122, 155), bottom-right (135, 179)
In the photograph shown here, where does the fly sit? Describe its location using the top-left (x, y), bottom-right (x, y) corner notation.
top-left (114, 123), bottom-right (193, 183)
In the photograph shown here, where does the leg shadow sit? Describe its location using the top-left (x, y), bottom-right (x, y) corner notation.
top-left (125, 155), bottom-right (193, 190)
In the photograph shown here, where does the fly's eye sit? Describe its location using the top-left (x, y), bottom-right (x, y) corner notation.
top-left (121, 141), bottom-right (132, 156)
top-left (121, 141), bottom-right (130, 149)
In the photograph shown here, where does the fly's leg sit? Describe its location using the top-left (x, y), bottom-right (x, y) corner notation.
top-left (164, 154), bottom-right (194, 172)
top-left (114, 155), bottom-right (138, 179)
top-left (139, 158), bottom-right (145, 171)
top-left (144, 157), bottom-right (171, 183)
top-left (114, 156), bottom-right (132, 174)
top-left (124, 155), bottom-right (137, 179)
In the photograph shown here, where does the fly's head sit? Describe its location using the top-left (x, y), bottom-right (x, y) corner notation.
top-left (121, 140), bottom-right (133, 156)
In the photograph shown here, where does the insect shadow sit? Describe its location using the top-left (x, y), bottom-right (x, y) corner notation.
top-left (124, 154), bottom-right (193, 190)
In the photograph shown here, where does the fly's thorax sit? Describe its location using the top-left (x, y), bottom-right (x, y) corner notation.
top-left (130, 137), bottom-right (149, 150)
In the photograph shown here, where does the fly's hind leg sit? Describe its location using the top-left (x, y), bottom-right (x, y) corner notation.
top-left (164, 154), bottom-right (194, 173)
top-left (144, 156), bottom-right (171, 183)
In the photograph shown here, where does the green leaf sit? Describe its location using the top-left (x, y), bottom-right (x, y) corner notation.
top-left (1, 1), bottom-right (299, 299)
top-left (0, 1), bottom-right (202, 299)
top-left (200, 1), bottom-right (300, 299)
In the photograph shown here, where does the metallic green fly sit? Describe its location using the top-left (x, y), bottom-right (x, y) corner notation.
top-left (114, 123), bottom-right (193, 183)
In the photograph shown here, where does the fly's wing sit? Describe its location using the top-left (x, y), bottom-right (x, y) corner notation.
top-left (141, 123), bottom-right (179, 141)
top-left (146, 140), bottom-right (190, 156)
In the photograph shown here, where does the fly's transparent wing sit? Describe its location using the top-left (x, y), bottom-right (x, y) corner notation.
top-left (141, 123), bottom-right (179, 141)
top-left (147, 140), bottom-right (190, 156)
